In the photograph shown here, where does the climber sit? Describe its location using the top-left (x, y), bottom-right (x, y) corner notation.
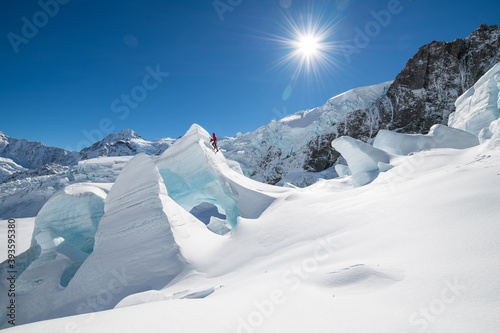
top-left (210, 132), bottom-right (219, 152)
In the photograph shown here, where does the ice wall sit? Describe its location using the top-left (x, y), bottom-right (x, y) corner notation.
top-left (331, 136), bottom-right (394, 187)
top-left (50, 154), bottom-right (188, 319)
top-left (0, 183), bottom-right (108, 327)
top-left (156, 124), bottom-right (288, 228)
top-left (449, 62), bottom-right (500, 136)
top-left (373, 125), bottom-right (478, 155)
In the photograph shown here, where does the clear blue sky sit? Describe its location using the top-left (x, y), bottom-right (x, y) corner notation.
top-left (1, 0), bottom-right (498, 150)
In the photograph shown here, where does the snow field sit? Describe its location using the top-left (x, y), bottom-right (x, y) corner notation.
top-left (4, 144), bottom-right (500, 332)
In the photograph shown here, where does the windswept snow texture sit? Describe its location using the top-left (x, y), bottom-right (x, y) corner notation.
top-left (156, 124), bottom-right (289, 228)
top-left (373, 124), bottom-right (479, 155)
top-left (332, 136), bottom-right (395, 187)
top-left (449, 62), bottom-right (500, 136)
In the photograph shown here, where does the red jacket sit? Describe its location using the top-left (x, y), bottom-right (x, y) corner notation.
top-left (212, 133), bottom-right (217, 142)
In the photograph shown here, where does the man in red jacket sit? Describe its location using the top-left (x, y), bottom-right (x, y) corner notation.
top-left (210, 132), bottom-right (219, 152)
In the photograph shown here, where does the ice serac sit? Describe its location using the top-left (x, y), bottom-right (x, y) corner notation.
top-left (0, 183), bottom-right (108, 327)
top-left (373, 125), bottom-right (479, 155)
top-left (332, 136), bottom-right (394, 187)
top-left (51, 154), bottom-right (188, 319)
top-left (449, 62), bottom-right (500, 137)
top-left (156, 124), bottom-right (288, 228)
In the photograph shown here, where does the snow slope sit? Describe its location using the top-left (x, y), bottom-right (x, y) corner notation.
top-left (4, 143), bottom-right (500, 333)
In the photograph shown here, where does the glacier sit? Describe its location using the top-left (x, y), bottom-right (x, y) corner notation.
top-left (3, 132), bottom-right (500, 333)
top-left (0, 156), bottom-right (130, 219)
top-left (0, 124), bottom-right (291, 327)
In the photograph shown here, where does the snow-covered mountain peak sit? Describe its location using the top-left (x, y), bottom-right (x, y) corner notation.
top-left (79, 129), bottom-right (174, 160)
top-left (112, 128), bottom-right (142, 140)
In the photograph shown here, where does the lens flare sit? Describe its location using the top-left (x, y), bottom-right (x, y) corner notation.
top-left (263, 8), bottom-right (343, 82)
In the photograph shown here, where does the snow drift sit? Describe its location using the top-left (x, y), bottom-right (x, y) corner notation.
top-left (373, 124), bottom-right (479, 155)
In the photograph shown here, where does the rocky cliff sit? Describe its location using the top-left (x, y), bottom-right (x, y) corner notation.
top-left (376, 24), bottom-right (500, 134)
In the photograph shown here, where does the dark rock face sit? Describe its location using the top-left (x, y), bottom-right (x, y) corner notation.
top-left (376, 24), bottom-right (500, 134)
top-left (251, 146), bottom-right (285, 185)
top-left (302, 107), bottom-right (380, 173)
top-left (304, 134), bottom-right (340, 172)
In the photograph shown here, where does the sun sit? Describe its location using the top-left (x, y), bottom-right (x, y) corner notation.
top-left (296, 34), bottom-right (320, 57)
top-left (264, 10), bottom-right (341, 79)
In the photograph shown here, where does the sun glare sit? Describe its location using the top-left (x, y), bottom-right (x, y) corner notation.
top-left (296, 34), bottom-right (319, 57)
top-left (263, 10), bottom-right (341, 81)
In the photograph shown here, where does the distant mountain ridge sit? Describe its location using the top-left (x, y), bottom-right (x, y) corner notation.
top-left (79, 129), bottom-right (174, 160)
top-left (0, 131), bottom-right (80, 168)
top-left (0, 129), bottom-right (175, 170)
